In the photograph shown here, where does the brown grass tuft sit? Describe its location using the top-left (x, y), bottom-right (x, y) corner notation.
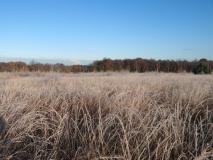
top-left (0, 72), bottom-right (212, 160)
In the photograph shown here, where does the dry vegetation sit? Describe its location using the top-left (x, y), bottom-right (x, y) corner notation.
top-left (0, 72), bottom-right (213, 160)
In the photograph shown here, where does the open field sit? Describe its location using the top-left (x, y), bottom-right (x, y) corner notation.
top-left (0, 72), bottom-right (213, 160)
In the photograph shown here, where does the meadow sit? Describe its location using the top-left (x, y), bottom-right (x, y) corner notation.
top-left (0, 72), bottom-right (212, 160)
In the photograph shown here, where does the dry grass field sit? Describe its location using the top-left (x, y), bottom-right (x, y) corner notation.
top-left (0, 72), bottom-right (213, 160)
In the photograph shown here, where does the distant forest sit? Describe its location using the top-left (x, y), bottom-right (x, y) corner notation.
top-left (0, 58), bottom-right (212, 73)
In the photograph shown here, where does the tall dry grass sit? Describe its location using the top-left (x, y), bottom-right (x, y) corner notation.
top-left (0, 72), bottom-right (212, 160)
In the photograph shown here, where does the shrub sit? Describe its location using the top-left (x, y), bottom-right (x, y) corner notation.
top-left (193, 60), bottom-right (211, 74)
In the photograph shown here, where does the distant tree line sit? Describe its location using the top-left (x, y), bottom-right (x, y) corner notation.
top-left (0, 58), bottom-right (212, 74)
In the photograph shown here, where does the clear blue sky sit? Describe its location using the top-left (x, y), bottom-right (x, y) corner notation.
top-left (0, 0), bottom-right (213, 60)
